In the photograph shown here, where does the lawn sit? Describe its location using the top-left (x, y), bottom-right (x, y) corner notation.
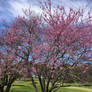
top-left (10, 80), bottom-right (92, 92)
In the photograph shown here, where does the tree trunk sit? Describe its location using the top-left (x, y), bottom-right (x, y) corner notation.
top-left (48, 91), bottom-right (52, 92)
top-left (5, 84), bottom-right (11, 92)
top-left (0, 86), bottom-right (4, 92)
top-left (38, 75), bottom-right (45, 92)
top-left (35, 87), bottom-right (38, 92)
top-left (31, 77), bottom-right (38, 92)
top-left (62, 79), bottom-right (64, 87)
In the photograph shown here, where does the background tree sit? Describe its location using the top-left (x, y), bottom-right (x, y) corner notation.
top-left (70, 63), bottom-right (92, 84)
top-left (0, 33), bottom-right (21, 92)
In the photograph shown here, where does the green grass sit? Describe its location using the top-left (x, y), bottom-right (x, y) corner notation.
top-left (10, 80), bottom-right (92, 92)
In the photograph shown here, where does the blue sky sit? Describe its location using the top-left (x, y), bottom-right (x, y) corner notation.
top-left (0, 0), bottom-right (92, 22)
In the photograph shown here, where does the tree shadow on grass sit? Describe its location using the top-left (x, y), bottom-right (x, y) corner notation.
top-left (12, 85), bottom-right (26, 86)
top-left (61, 84), bottom-right (92, 87)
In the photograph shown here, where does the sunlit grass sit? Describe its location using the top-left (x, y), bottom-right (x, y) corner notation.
top-left (10, 79), bottom-right (92, 92)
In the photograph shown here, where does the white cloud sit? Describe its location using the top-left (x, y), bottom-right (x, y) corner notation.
top-left (52, 0), bottom-right (90, 21)
top-left (0, 0), bottom-right (91, 20)
top-left (8, 0), bottom-right (41, 17)
top-left (57, 0), bottom-right (87, 9)
top-left (8, 0), bottom-right (87, 17)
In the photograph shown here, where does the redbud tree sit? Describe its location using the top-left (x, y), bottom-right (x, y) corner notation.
top-left (0, 0), bottom-right (92, 92)
top-left (0, 11), bottom-right (42, 92)
top-left (0, 31), bottom-right (21, 92)
top-left (31, 0), bottom-right (92, 92)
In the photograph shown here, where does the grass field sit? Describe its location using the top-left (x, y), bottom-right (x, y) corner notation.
top-left (10, 80), bottom-right (92, 92)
